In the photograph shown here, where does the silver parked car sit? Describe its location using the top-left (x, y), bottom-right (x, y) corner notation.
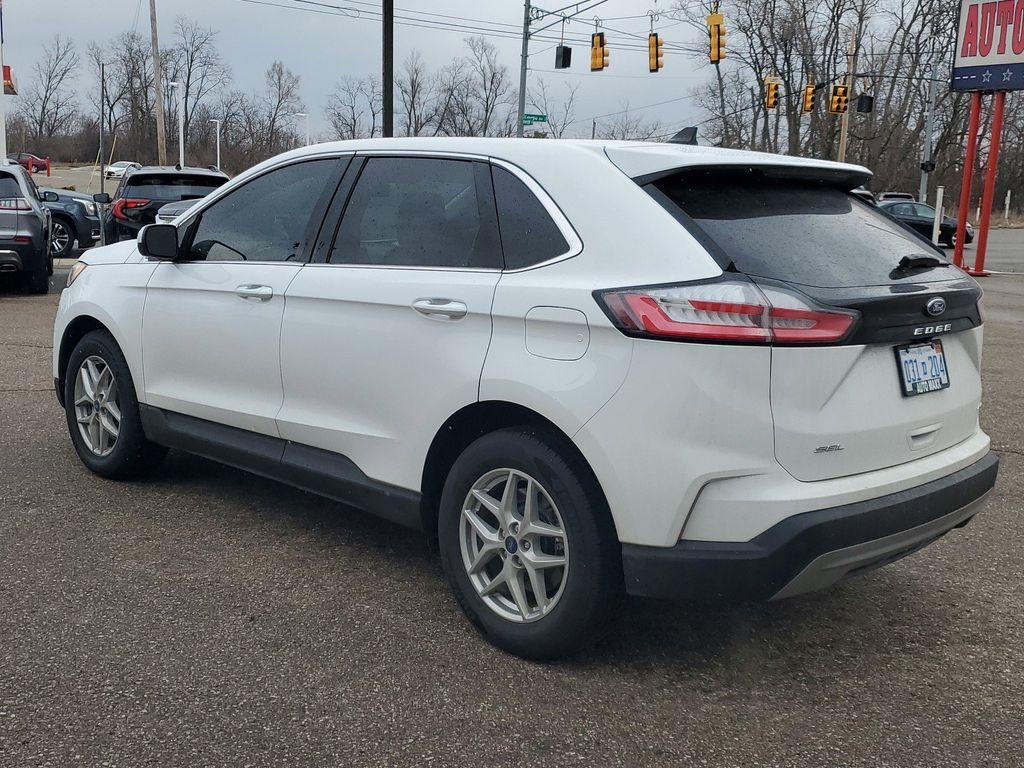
top-left (0, 162), bottom-right (54, 294)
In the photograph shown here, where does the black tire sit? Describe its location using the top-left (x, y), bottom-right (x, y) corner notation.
top-left (438, 426), bottom-right (622, 660)
top-left (64, 329), bottom-right (167, 479)
top-left (21, 266), bottom-right (49, 294)
top-left (50, 217), bottom-right (75, 259)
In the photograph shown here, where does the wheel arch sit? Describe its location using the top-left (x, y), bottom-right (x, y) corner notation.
top-left (418, 400), bottom-right (616, 543)
top-left (57, 315), bottom-right (121, 405)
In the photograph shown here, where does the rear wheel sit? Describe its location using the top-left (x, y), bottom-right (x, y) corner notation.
top-left (438, 427), bottom-right (621, 660)
top-left (64, 330), bottom-right (167, 479)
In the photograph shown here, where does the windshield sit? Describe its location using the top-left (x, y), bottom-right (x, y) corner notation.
top-left (649, 171), bottom-right (948, 288)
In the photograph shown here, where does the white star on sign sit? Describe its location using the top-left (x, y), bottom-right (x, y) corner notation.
top-left (1003, 69), bottom-right (1014, 81)
top-left (982, 70), bottom-right (993, 82)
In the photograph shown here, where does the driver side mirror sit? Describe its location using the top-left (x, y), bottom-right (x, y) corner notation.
top-left (138, 223), bottom-right (180, 261)
top-left (92, 192), bottom-right (111, 204)
top-left (41, 190), bottom-right (59, 202)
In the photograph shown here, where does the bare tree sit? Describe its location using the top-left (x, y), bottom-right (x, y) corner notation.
top-left (397, 51), bottom-right (438, 136)
top-left (528, 79), bottom-right (579, 138)
top-left (325, 76), bottom-right (382, 139)
top-left (596, 106), bottom-right (665, 141)
top-left (436, 37), bottom-right (516, 137)
top-left (19, 36), bottom-right (80, 139)
top-left (262, 61), bottom-right (304, 153)
top-left (162, 17), bottom-right (231, 148)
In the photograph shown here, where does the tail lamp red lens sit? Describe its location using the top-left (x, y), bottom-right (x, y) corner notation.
top-left (596, 278), bottom-right (858, 345)
top-left (111, 198), bottom-right (149, 220)
top-left (0, 197), bottom-right (31, 211)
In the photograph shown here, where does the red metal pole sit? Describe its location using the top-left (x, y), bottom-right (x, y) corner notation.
top-left (953, 92), bottom-right (982, 268)
top-left (969, 90), bottom-right (1007, 277)
top-left (46, 157), bottom-right (51, 177)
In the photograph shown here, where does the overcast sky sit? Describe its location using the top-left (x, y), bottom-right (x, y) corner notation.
top-left (3, 0), bottom-right (713, 137)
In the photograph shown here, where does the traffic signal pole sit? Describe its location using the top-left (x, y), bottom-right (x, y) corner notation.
top-left (517, 0), bottom-right (531, 138)
top-left (919, 62), bottom-right (938, 203)
top-left (837, 27), bottom-right (857, 162)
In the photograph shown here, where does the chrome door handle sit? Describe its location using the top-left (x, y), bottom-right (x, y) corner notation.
top-left (235, 284), bottom-right (273, 301)
top-left (412, 298), bottom-right (468, 320)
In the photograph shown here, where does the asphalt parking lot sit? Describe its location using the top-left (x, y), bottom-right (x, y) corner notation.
top-left (1, 242), bottom-right (1022, 766)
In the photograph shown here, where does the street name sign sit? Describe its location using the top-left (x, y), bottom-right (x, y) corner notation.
top-left (522, 113), bottom-right (548, 126)
top-left (952, 0), bottom-right (1024, 91)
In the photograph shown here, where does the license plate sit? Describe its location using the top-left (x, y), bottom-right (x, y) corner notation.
top-left (896, 341), bottom-right (950, 396)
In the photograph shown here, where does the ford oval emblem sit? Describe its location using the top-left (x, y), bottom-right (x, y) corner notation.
top-left (925, 297), bottom-right (946, 317)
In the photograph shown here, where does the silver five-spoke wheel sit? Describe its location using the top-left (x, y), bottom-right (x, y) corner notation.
top-left (460, 468), bottom-right (569, 623)
top-left (73, 355), bottom-right (121, 457)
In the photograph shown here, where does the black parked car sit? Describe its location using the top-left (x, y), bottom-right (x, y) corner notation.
top-left (877, 200), bottom-right (974, 249)
top-left (39, 186), bottom-right (102, 258)
top-left (102, 166), bottom-right (228, 242)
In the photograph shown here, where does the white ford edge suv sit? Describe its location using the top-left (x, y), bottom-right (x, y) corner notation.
top-left (54, 139), bottom-right (998, 659)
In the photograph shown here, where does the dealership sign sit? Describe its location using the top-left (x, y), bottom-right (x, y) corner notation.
top-left (952, 1), bottom-right (1024, 90)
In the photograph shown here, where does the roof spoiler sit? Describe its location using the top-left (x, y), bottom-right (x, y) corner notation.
top-left (633, 163), bottom-right (872, 191)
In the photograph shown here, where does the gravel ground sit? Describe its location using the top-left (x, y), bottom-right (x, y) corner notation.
top-left (0, 260), bottom-right (1022, 767)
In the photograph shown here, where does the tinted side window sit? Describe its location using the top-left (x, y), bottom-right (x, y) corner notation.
top-left (491, 166), bottom-right (569, 270)
top-left (189, 159), bottom-right (338, 262)
top-left (332, 157), bottom-right (499, 269)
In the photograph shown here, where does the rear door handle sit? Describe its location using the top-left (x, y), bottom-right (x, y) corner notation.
top-left (412, 298), bottom-right (468, 320)
top-left (235, 284), bottom-right (273, 302)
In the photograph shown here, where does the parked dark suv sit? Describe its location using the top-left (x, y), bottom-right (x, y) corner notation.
top-left (102, 166), bottom-right (228, 242)
top-left (40, 186), bottom-right (102, 258)
top-left (0, 163), bottom-right (54, 293)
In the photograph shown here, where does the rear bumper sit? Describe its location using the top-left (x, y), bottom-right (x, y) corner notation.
top-left (621, 451), bottom-right (999, 602)
top-left (0, 242), bottom-right (45, 273)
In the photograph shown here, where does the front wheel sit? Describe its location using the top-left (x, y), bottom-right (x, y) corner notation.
top-left (438, 427), bottom-right (622, 660)
top-left (64, 330), bottom-right (167, 479)
top-left (50, 218), bottom-right (74, 259)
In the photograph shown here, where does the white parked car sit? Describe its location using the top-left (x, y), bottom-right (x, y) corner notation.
top-left (104, 161), bottom-right (140, 180)
top-left (54, 139), bottom-right (998, 659)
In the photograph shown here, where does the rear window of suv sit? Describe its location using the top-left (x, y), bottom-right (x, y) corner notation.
top-left (0, 174), bottom-right (22, 198)
top-left (649, 170), bottom-right (946, 288)
top-left (124, 174), bottom-right (226, 201)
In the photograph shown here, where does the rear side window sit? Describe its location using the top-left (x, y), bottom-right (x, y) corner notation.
top-left (491, 166), bottom-right (568, 269)
top-left (332, 157), bottom-right (500, 269)
top-left (125, 174), bottom-right (226, 201)
top-left (650, 172), bottom-right (944, 288)
top-left (0, 174), bottom-right (22, 198)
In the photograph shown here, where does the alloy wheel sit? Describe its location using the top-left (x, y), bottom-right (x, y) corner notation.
top-left (459, 468), bottom-right (569, 623)
top-left (73, 355), bottom-right (121, 457)
top-left (50, 220), bottom-right (71, 256)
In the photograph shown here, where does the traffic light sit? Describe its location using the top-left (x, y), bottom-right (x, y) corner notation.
top-left (764, 79), bottom-right (779, 110)
top-left (802, 84), bottom-right (816, 113)
top-left (829, 85), bottom-right (849, 114)
top-left (554, 45), bottom-right (571, 70)
top-left (856, 94), bottom-right (874, 113)
top-left (707, 13), bottom-right (726, 63)
top-left (648, 33), bottom-right (664, 72)
top-left (590, 32), bottom-right (609, 71)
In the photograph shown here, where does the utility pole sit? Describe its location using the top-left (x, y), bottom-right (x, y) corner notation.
top-left (517, 0), bottom-right (531, 138)
top-left (919, 61), bottom-right (938, 203)
top-left (382, 0), bottom-right (394, 137)
top-left (99, 63), bottom-right (106, 195)
top-left (170, 82), bottom-right (183, 167)
top-left (149, 0), bottom-right (168, 165)
top-left (209, 118), bottom-right (221, 169)
top-left (837, 25), bottom-right (858, 163)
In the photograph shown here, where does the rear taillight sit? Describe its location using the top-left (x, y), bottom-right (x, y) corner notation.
top-left (111, 198), bottom-right (149, 220)
top-left (596, 278), bottom-right (858, 345)
top-left (0, 197), bottom-right (30, 211)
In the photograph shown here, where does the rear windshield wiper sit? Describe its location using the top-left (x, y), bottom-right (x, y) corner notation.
top-left (896, 254), bottom-right (950, 271)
